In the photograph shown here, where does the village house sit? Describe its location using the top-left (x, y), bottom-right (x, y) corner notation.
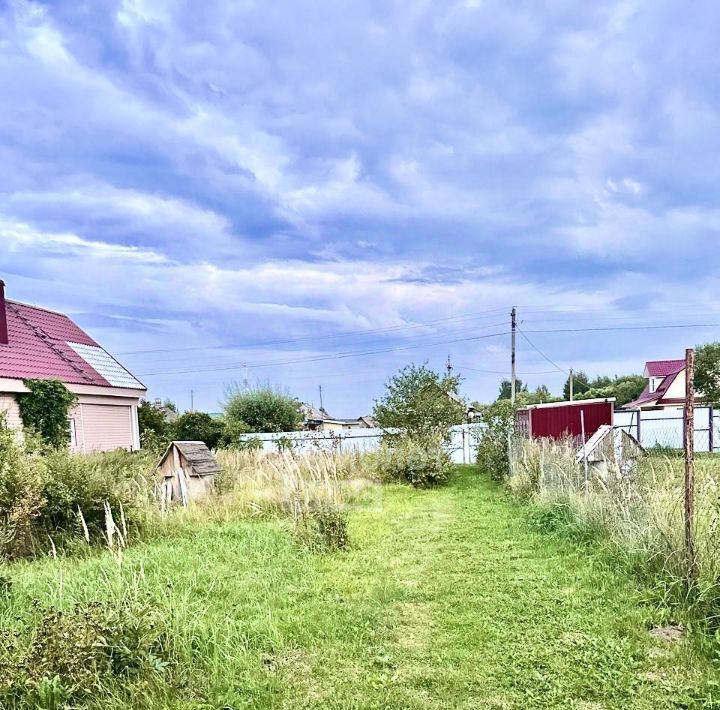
top-left (0, 281), bottom-right (146, 452)
top-left (300, 403), bottom-right (377, 431)
top-left (623, 359), bottom-right (705, 411)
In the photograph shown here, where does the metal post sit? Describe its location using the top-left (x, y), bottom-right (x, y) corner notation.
top-left (569, 368), bottom-right (574, 401)
top-left (580, 409), bottom-right (589, 488)
top-left (684, 348), bottom-right (696, 584)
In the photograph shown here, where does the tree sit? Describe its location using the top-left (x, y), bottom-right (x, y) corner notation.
top-left (373, 363), bottom-right (465, 437)
top-left (223, 385), bottom-right (303, 434)
top-left (696, 342), bottom-right (720, 404)
top-left (138, 399), bottom-right (170, 450)
top-left (17, 379), bottom-right (77, 448)
top-left (171, 412), bottom-right (226, 450)
top-left (517, 384), bottom-right (563, 406)
top-left (475, 399), bottom-right (515, 480)
top-left (497, 378), bottom-right (527, 401)
top-left (575, 374), bottom-right (646, 408)
top-left (563, 371), bottom-right (589, 400)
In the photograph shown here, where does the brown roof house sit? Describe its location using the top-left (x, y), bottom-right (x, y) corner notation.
top-left (0, 280), bottom-right (146, 452)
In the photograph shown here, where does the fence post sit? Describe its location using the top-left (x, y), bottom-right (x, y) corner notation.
top-left (684, 348), bottom-right (697, 586)
top-left (709, 406), bottom-right (714, 453)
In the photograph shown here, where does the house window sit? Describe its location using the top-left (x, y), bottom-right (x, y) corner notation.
top-left (68, 418), bottom-right (77, 448)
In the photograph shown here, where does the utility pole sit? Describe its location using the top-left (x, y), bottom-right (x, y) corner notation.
top-left (510, 307), bottom-right (517, 405)
top-left (446, 355), bottom-right (453, 378)
top-left (318, 384), bottom-right (324, 412)
top-left (242, 363), bottom-right (249, 392)
top-left (569, 368), bottom-right (574, 401)
top-left (190, 389), bottom-right (194, 413)
top-left (684, 347), bottom-right (697, 586)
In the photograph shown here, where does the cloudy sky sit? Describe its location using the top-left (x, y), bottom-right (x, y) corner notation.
top-left (1, 0), bottom-right (719, 415)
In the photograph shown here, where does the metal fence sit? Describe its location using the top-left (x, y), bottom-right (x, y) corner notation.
top-left (239, 424), bottom-right (480, 464)
top-left (615, 407), bottom-right (718, 453)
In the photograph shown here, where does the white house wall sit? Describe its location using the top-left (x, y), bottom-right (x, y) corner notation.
top-left (664, 371), bottom-right (687, 400)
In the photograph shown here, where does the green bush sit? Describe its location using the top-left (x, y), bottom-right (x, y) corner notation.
top-left (375, 433), bottom-right (452, 487)
top-left (223, 385), bottom-right (303, 434)
top-left (0, 599), bottom-right (171, 709)
top-left (475, 400), bottom-right (514, 480)
top-left (295, 510), bottom-right (350, 552)
top-left (0, 424), bottom-right (153, 559)
top-left (17, 379), bottom-right (77, 449)
top-left (170, 411), bottom-right (225, 449)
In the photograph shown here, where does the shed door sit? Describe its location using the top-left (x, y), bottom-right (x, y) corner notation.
top-left (80, 404), bottom-right (133, 452)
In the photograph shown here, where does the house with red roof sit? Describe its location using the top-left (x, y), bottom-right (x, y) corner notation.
top-left (0, 280), bottom-right (146, 452)
top-left (623, 359), bottom-right (704, 410)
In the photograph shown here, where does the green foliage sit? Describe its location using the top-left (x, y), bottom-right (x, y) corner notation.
top-left (375, 432), bottom-right (453, 487)
top-left (171, 411), bottom-right (225, 449)
top-left (373, 363), bottom-right (465, 437)
top-left (138, 400), bottom-right (170, 451)
top-left (563, 371), bottom-right (590, 400)
top-left (575, 374), bottom-right (646, 408)
top-left (0, 600), bottom-right (170, 709)
top-left (17, 379), bottom-right (77, 449)
top-left (295, 511), bottom-right (350, 552)
top-left (517, 384), bottom-right (563, 406)
top-left (1, 469), bottom-right (715, 707)
top-left (0, 423), bottom-right (152, 560)
top-left (695, 342), bottom-right (720, 404)
top-left (497, 378), bottom-right (526, 400)
top-left (475, 400), bottom-right (514, 480)
top-left (223, 385), bottom-right (303, 434)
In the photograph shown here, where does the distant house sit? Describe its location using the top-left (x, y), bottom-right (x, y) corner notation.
top-left (0, 280), bottom-right (146, 452)
top-left (300, 403), bottom-right (377, 431)
top-left (623, 359), bottom-right (704, 410)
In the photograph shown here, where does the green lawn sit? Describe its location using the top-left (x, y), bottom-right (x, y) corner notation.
top-left (4, 467), bottom-right (718, 708)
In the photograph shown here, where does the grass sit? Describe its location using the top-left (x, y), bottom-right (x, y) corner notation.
top-left (507, 436), bottom-right (720, 639)
top-left (2, 466), bottom-right (719, 708)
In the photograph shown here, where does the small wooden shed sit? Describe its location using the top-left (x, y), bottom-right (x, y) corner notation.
top-left (156, 441), bottom-right (220, 504)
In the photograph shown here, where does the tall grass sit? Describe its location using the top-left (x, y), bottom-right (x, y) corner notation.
top-left (508, 436), bottom-right (720, 635)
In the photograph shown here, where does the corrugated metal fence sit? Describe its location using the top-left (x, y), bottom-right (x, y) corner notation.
top-left (239, 424), bottom-right (480, 464)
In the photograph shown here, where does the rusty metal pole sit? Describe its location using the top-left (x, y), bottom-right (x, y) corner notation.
top-left (684, 348), bottom-right (696, 585)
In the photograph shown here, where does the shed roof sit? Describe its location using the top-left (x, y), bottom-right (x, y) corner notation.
top-left (158, 441), bottom-right (221, 477)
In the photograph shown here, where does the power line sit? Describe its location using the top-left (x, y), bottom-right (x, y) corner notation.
top-left (137, 320), bottom-right (720, 378)
top-left (518, 328), bottom-right (568, 375)
top-left (117, 307), bottom-right (514, 356)
top-left (139, 329), bottom-right (511, 377)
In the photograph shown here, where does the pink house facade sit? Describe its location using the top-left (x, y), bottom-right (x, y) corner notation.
top-left (0, 281), bottom-right (146, 452)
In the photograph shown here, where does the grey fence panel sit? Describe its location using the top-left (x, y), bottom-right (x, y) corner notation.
top-left (614, 407), bottom-right (715, 452)
top-left (239, 424), bottom-right (480, 464)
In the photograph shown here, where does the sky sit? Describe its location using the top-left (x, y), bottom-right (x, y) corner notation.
top-left (1, 0), bottom-right (720, 416)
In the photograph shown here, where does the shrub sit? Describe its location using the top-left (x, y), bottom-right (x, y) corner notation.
top-left (295, 510), bottom-right (350, 552)
top-left (0, 423), bottom-right (154, 559)
top-left (0, 425), bottom-right (48, 560)
top-left (138, 400), bottom-right (171, 452)
top-left (170, 411), bottom-right (225, 450)
top-left (474, 400), bottom-right (514, 480)
top-left (373, 363), bottom-right (465, 438)
top-left (0, 600), bottom-right (170, 708)
top-left (223, 385), bottom-right (303, 434)
top-left (17, 379), bottom-right (77, 449)
top-left (375, 433), bottom-right (452, 487)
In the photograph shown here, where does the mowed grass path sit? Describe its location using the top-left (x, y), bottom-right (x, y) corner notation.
top-left (6, 467), bottom-right (717, 708)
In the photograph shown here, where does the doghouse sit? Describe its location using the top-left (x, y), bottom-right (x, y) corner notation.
top-left (156, 441), bottom-right (220, 504)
